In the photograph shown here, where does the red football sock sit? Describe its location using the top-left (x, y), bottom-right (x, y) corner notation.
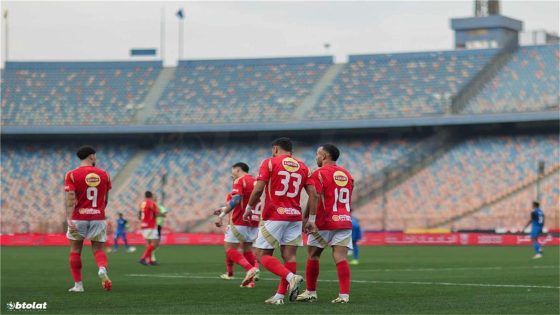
top-left (142, 245), bottom-right (154, 262)
top-left (260, 255), bottom-right (291, 278)
top-left (336, 260), bottom-right (351, 294)
top-left (93, 249), bottom-right (108, 268)
top-left (306, 259), bottom-right (320, 291)
top-left (226, 248), bottom-right (253, 271)
top-left (277, 261), bottom-right (297, 295)
top-left (243, 251), bottom-right (259, 269)
top-left (226, 257), bottom-right (234, 276)
top-left (69, 252), bottom-right (82, 282)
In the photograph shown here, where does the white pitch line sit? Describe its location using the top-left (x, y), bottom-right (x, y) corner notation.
top-left (343, 265), bottom-right (558, 273)
top-left (125, 274), bottom-right (560, 290)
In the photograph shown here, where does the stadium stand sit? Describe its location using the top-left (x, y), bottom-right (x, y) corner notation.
top-left (463, 44), bottom-right (560, 114)
top-left (0, 136), bottom-right (422, 233)
top-left (147, 57), bottom-right (332, 124)
top-left (308, 48), bottom-right (498, 120)
top-left (0, 143), bottom-right (135, 233)
top-left (1, 61), bottom-right (161, 126)
top-left (110, 136), bottom-right (422, 232)
top-left (354, 133), bottom-right (559, 231)
top-left (452, 170), bottom-right (559, 231)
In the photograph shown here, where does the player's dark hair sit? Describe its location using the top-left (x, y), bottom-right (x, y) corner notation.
top-left (271, 137), bottom-right (293, 152)
top-left (145, 191), bottom-right (153, 198)
top-left (321, 143), bottom-right (340, 161)
top-left (232, 162), bottom-right (249, 173)
top-left (533, 201), bottom-right (540, 208)
top-left (118, 212), bottom-right (123, 216)
top-left (76, 146), bottom-right (96, 160)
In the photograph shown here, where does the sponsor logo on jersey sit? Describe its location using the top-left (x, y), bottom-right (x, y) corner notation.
top-left (85, 173), bottom-right (101, 187)
top-left (78, 208), bottom-right (102, 215)
top-left (332, 214), bottom-right (351, 222)
top-left (277, 207), bottom-right (301, 215)
top-left (282, 157), bottom-right (300, 172)
top-left (333, 171), bottom-right (349, 187)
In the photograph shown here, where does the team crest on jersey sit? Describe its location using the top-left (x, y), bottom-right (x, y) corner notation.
top-left (282, 157), bottom-right (300, 172)
top-left (85, 173), bottom-right (101, 187)
top-left (333, 171), bottom-right (349, 187)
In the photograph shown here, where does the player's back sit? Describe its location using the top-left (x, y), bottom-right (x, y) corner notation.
top-left (140, 199), bottom-right (158, 229)
top-left (532, 208), bottom-right (545, 226)
top-left (313, 164), bottom-right (354, 230)
top-left (65, 166), bottom-right (111, 220)
top-left (257, 154), bottom-right (310, 221)
top-left (231, 174), bottom-right (258, 226)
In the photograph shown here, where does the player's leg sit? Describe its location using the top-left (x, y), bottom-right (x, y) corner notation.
top-left (92, 241), bottom-right (112, 291)
top-left (151, 225), bottom-right (162, 263)
top-left (68, 239), bottom-right (84, 292)
top-left (330, 229), bottom-right (352, 304)
top-left (297, 245), bottom-right (323, 302)
top-left (113, 233), bottom-right (120, 252)
top-left (149, 239), bottom-right (160, 265)
top-left (531, 235), bottom-right (542, 258)
top-left (242, 241), bottom-right (259, 282)
top-left (350, 239), bottom-right (359, 265)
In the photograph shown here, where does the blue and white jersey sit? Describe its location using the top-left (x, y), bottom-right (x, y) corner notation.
top-left (531, 208), bottom-right (545, 229)
top-left (116, 218), bottom-right (127, 234)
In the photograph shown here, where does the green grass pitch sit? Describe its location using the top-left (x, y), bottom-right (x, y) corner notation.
top-left (1, 245), bottom-right (558, 314)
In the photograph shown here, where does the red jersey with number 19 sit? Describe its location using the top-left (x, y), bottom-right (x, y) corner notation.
top-left (257, 154), bottom-right (311, 222)
top-left (64, 166), bottom-right (112, 221)
top-left (310, 164), bottom-right (354, 230)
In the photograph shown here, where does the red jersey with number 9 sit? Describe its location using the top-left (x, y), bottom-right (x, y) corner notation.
top-left (257, 154), bottom-right (311, 222)
top-left (64, 166), bottom-right (112, 221)
top-left (310, 164), bottom-right (354, 230)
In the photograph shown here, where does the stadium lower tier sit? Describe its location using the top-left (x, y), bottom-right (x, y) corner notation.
top-left (1, 132), bottom-right (558, 234)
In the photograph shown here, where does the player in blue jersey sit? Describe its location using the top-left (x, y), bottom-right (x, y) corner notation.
top-left (350, 215), bottom-right (362, 265)
top-left (523, 201), bottom-right (545, 259)
top-left (113, 213), bottom-right (135, 253)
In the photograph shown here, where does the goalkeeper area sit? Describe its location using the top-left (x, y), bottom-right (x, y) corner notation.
top-left (1, 246), bottom-right (558, 314)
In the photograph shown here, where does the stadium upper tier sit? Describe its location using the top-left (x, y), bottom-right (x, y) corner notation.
top-left (308, 48), bottom-right (498, 120)
top-left (1, 45), bottom-right (558, 127)
top-left (354, 133), bottom-right (559, 231)
top-left (1, 62), bottom-right (160, 126)
top-left (148, 57), bottom-right (332, 124)
top-left (463, 44), bottom-right (560, 114)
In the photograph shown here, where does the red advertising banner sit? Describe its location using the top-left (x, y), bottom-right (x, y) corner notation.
top-left (1, 232), bottom-right (558, 246)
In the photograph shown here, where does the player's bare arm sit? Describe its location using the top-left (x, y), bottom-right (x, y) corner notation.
top-left (243, 180), bottom-right (265, 221)
top-left (65, 191), bottom-right (77, 231)
top-left (304, 184), bottom-right (318, 233)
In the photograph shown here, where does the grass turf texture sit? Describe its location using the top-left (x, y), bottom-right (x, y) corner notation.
top-left (1, 245), bottom-right (558, 314)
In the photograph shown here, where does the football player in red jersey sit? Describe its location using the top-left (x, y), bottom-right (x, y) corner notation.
top-left (296, 144), bottom-right (354, 304)
top-left (243, 137), bottom-right (318, 304)
top-left (213, 162), bottom-right (260, 288)
top-left (65, 146), bottom-right (112, 292)
top-left (138, 191), bottom-right (159, 265)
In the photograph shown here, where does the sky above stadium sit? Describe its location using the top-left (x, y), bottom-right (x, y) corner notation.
top-left (1, 0), bottom-right (558, 66)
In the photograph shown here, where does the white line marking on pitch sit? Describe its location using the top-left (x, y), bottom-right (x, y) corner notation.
top-left (125, 274), bottom-right (560, 290)
top-left (343, 265), bottom-right (558, 273)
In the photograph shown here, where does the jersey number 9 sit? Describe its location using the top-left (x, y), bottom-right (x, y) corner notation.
top-left (86, 187), bottom-right (98, 208)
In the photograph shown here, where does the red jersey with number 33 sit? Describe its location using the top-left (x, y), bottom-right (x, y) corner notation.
top-left (257, 154), bottom-right (310, 222)
top-left (230, 174), bottom-right (258, 227)
top-left (64, 166), bottom-right (112, 221)
top-left (311, 164), bottom-right (354, 230)
top-left (140, 199), bottom-right (159, 229)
